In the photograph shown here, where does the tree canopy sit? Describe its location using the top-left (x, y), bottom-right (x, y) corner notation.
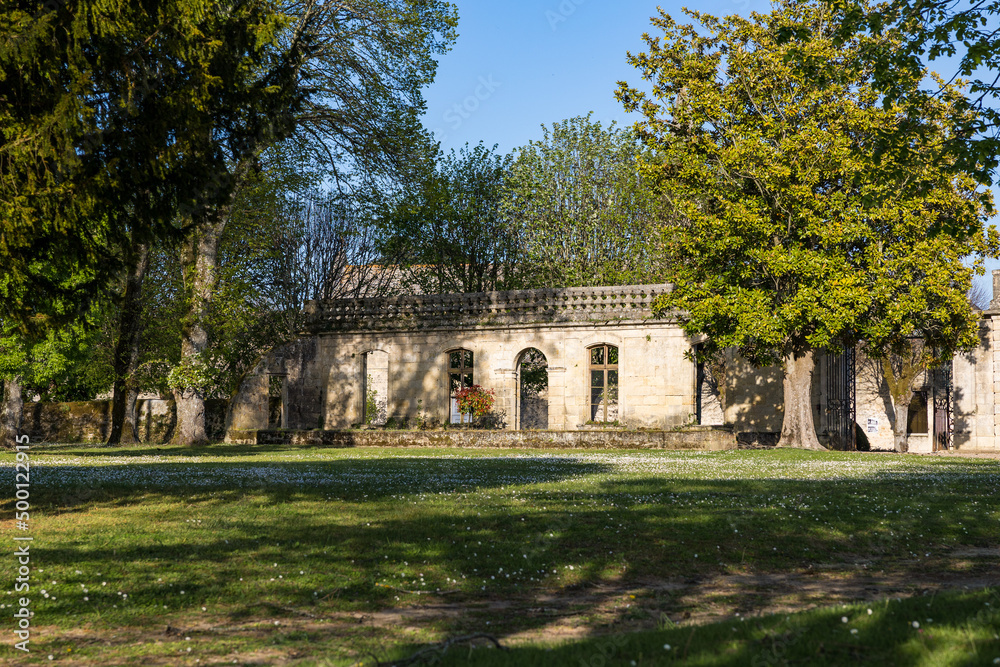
top-left (379, 142), bottom-right (521, 294)
top-left (819, 0), bottom-right (1000, 184)
top-left (503, 115), bottom-right (664, 288)
top-left (0, 0), bottom-right (306, 325)
top-left (616, 0), bottom-right (998, 448)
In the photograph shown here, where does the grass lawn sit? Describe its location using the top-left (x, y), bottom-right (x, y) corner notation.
top-left (2, 445), bottom-right (999, 665)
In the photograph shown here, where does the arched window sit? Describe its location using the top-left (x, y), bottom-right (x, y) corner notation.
top-left (449, 349), bottom-right (474, 424)
top-left (589, 344), bottom-right (619, 423)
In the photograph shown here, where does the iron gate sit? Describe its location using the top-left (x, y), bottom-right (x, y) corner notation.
top-left (825, 347), bottom-right (856, 451)
top-left (932, 362), bottom-right (953, 451)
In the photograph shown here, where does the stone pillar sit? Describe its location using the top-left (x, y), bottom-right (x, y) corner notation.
top-left (494, 368), bottom-right (517, 430)
top-left (967, 269), bottom-right (1000, 450)
top-left (992, 269), bottom-right (1000, 310)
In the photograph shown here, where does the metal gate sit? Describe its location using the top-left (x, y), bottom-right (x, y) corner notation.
top-left (825, 347), bottom-right (856, 451)
top-left (932, 362), bottom-right (953, 451)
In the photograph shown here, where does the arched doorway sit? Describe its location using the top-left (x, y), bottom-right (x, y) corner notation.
top-left (517, 348), bottom-right (548, 429)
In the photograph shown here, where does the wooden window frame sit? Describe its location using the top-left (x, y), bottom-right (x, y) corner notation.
top-left (448, 349), bottom-right (474, 424)
top-left (588, 344), bottom-right (619, 423)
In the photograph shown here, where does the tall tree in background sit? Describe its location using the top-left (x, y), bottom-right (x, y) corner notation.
top-left (1, 313), bottom-right (109, 447)
top-left (503, 115), bottom-right (663, 288)
top-left (1, 0), bottom-right (313, 444)
top-left (380, 142), bottom-right (520, 294)
top-left (194, 147), bottom-right (402, 403)
top-left (616, 0), bottom-right (997, 449)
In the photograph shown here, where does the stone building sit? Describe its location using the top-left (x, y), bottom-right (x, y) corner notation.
top-left (226, 277), bottom-right (1000, 453)
top-left (230, 285), bottom-right (703, 433)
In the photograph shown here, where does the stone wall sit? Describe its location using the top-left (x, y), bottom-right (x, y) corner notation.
top-left (238, 320), bottom-right (698, 433)
top-left (303, 284), bottom-right (673, 332)
top-left (225, 426), bottom-right (735, 450)
top-left (955, 298), bottom-right (999, 451)
top-left (226, 279), bottom-right (1000, 452)
top-left (23, 399), bottom-right (228, 444)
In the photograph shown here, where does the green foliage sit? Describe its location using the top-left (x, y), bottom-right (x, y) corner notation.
top-left (822, 0), bottom-right (1000, 184)
top-left (379, 142), bottom-right (521, 294)
top-left (166, 353), bottom-right (224, 398)
top-left (504, 114), bottom-right (664, 288)
top-left (616, 0), bottom-right (999, 369)
top-left (0, 308), bottom-right (110, 401)
top-left (365, 374), bottom-right (380, 425)
top-left (0, 0), bottom-right (302, 324)
top-left (518, 349), bottom-right (549, 396)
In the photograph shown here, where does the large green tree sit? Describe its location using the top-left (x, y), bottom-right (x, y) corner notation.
top-left (616, 0), bottom-right (998, 449)
top-left (503, 115), bottom-right (664, 288)
top-left (0, 0), bottom-right (303, 325)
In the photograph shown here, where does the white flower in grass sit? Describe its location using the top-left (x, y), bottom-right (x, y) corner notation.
top-left (912, 621), bottom-right (920, 628)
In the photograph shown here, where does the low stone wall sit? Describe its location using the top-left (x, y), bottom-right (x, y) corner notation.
top-left (225, 425), bottom-right (736, 450)
top-left (23, 399), bottom-right (228, 444)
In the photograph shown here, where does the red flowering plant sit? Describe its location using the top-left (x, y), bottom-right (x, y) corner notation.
top-left (454, 384), bottom-right (495, 424)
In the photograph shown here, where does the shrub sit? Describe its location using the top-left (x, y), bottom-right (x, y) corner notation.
top-left (454, 384), bottom-right (495, 422)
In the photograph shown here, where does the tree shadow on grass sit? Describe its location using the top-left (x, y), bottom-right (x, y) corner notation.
top-left (15, 456), bottom-right (614, 507)
top-left (11, 457), bottom-right (1000, 663)
top-left (423, 587), bottom-right (1000, 666)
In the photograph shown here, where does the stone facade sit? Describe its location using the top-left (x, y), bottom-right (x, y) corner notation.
top-left (233, 285), bottom-right (698, 432)
top-left (947, 270), bottom-right (1000, 451)
top-left (226, 278), bottom-right (1000, 453)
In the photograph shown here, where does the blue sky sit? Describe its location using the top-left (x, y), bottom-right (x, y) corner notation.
top-left (421, 0), bottom-right (740, 154)
top-left (420, 0), bottom-right (1000, 295)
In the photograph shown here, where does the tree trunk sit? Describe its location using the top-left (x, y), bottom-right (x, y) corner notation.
top-left (108, 240), bottom-right (151, 445)
top-left (1, 377), bottom-right (24, 449)
top-left (778, 351), bottom-right (826, 450)
top-left (174, 216), bottom-right (228, 445)
top-left (892, 401), bottom-right (909, 453)
top-left (122, 387), bottom-right (141, 444)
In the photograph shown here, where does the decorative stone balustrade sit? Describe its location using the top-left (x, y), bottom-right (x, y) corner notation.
top-left (303, 284), bottom-right (673, 333)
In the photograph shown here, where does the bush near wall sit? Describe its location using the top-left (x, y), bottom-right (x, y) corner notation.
top-left (23, 399), bottom-right (228, 444)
